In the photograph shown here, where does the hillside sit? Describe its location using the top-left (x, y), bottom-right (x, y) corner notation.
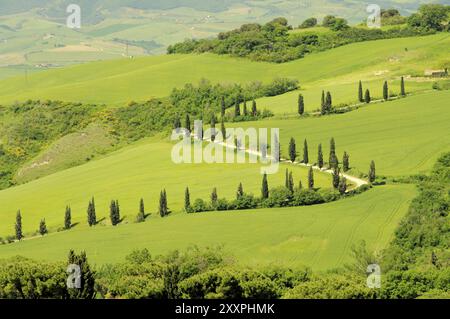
top-left (0, 33), bottom-right (448, 104)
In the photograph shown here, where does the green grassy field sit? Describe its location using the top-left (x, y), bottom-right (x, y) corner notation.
top-left (233, 91), bottom-right (450, 177)
top-left (0, 33), bottom-right (447, 105)
top-left (0, 137), bottom-right (331, 237)
top-left (0, 184), bottom-right (416, 270)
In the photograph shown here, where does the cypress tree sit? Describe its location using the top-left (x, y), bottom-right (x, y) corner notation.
top-left (261, 173), bottom-right (269, 199)
top-left (184, 187), bottom-right (191, 212)
top-left (329, 138), bottom-right (337, 169)
top-left (298, 94), bottom-right (305, 115)
top-left (318, 143), bottom-right (324, 169)
top-left (298, 180), bottom-right (303, 190)
top-left (325, 91), bottom-right (332, 112)
top-left (243, 100), bottom-right (248, 116)
top-left (252, 100), bottom-right (257, 116)
top-left (15, 210), bottom-right (23, 240)
top-left (185, 114), bottom-right (191, 132)
top-left (236, 183), bottom-right (244, 200)
top-left (383, 81), bottom-right (389, 101)
top-left (332, 166), bottom-right (340, 189)
top-left (173, 116), bottom-right (181, 129)
top-left (364, 89), bottom-right (371, 103)
top-left (137, 198), bottom-right (145, 222)
top-left (274, 133), bottom-right (281, 162)
top-left (221, 118), bottom-right (226, 141)
top-left (39, 219), bottom-right (48, 236)
top-left (221, 96), bottom-right (226, 117)
top-left (303, 139), bottom-right (309, 164)
top-left (159, 190), bottom-right (169, 217)
top-left (358, 80), bottom-right (364, 102)
top-left (338, 177), bottom-right (347, 195)
top-left (87, 197), bottom-right (96, 227)
top-left (400, 76), bottom-right (406, 96)
top-left (308, 167), bottom-right (314, 189)
top-left (64, 206), bottom-right (72, 230)
top-left (289, 137), bottom-right (297, 163)
top-left (210, 115), bottom-right (216, 142)
top-left (343, 152), bottom-right (350, 172)
top-left (369, 161), bottom-right (376, 183)
top-left (211, 187), bottom-right (218, 206)
top-left (288, 171), bottom-right (294, 193)
top-left (234, 100), bottom-right (241, 117)
top-left (110, 200), bottom-right (118, 226)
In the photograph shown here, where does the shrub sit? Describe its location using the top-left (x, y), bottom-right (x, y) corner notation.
top-left (318, 188), bottom-right (341, 202)
top-left (262, 186), bottom-right (293, 208)
top-left (292, 189), bottom-right (324, 206)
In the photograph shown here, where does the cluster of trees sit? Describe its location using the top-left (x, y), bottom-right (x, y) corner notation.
top-left (359, 78), bottom-right (406, 104)
top-left (407, 4), bottom-right (450, 31)
top-left (167, 7), bottom-right (443, 63)
top-left (170, 78), bottom-right (297, 124)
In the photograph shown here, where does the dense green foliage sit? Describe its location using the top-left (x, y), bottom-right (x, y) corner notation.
top-left (168, 14), bottom-right (438, 63)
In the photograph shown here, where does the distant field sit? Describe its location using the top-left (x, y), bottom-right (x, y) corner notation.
top-left (0, 33), bottom-right (447, 104)
top-left (233, 91), bottom-right (450, 177)
top-left (0, 137), bottom-right (331, 237)
top-left (0, 185), bottom-right (416, 270)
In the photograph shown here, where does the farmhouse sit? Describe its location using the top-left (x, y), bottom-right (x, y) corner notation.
top-left (424, 69), bottom-right (448, 77)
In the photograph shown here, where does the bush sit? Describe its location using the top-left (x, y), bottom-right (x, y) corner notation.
top-left (318, 188), bottom-right (341, 202)
top-left (292, 189), bottom-right (324, 206)
top-left (191, 199), bottom-right (211, 213)
top-left (262, 186), bottom-right (293, 208)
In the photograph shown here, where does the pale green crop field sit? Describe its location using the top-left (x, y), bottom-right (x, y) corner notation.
top-left (233, 91), bottom-right (450, 177)
top-left (0, 33), bottom-right (447, 105)
top-left (0, 137), bottom-right (331, 238)
top-left (0, 185), bottom-right (416, 270)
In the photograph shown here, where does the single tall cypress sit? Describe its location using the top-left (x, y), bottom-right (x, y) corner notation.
top-left (303, 139), bottom-right (309, 164)
top-left (220, 96), bottom-right (226, 117)
top-left (211, 187), bottom-right (218, 206)
top-left (383, 81), bottom-right (389, 101)
top-left (318, 143), bottom-right (324, 169)
top-left (289, 137), bottom-right (297, 163)
top-left (67, 250), bottom-right (96, 299)
top-left (343, 152), bottom-right (350, 172)
top-left (185, 114), bottom-right (191, 132)
top-left (64, 206), bottom-right (72, 230)
top-left (369, 161), bottom-right (376, 183)
top-left (332, 166), bottom-right (340, 189)
top-left (221, 118), bottom-right (226, 141)
top-left (15, 210), bottom-right (23, 240)
top-left (236, 183), bottom-right (244, 200)
top-left (321, 90), bottom-right (326, 114)
top-left (285, 169), bottom-right (289, 189)
top-left (159, 190), bottom-right (169, 217)
top-left (137, 198), bottom-right (145, 222)
top-left (364, 89), bottom-right (371, 103)
top-left (184, 187), bottom-right (191, 212)
top-left (234, 100), bottom-right (241, 117)
top-left (298, 94), bottom-right (305, 115)
top-left (261, 173), bottom-right (269, 199)
top-left (288, 171), bottom-right (294, 193)
top-left (39, 219), bottom-right (48, 236)
top-left (308, 167), bottom-right (314, 189)
top-left (329, 138), bottom-right (337, 169)
top-left (358, 81), bottom-right (364, 102)
top-left (252, 100), bottom-right (257, 116)
top-left (110, 200), bottom-right (120, 226)
top-left (243, 100), bottom-right (248, 116)
top-left (325, 91), bottom-right (332, 112)
top-left (87, 197), bottom-right (96, 227)
top-left (400, 76), bottom-right (406, 96)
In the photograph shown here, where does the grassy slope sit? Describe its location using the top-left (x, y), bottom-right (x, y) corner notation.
top-left (233, 91), bottom-right (450, 177)
top-left (0, 137), bottom-right (331, 237)
top-left (0, 185), bottom-right (416, 270)
top-left (0, 33), bottom-right (447, 104)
